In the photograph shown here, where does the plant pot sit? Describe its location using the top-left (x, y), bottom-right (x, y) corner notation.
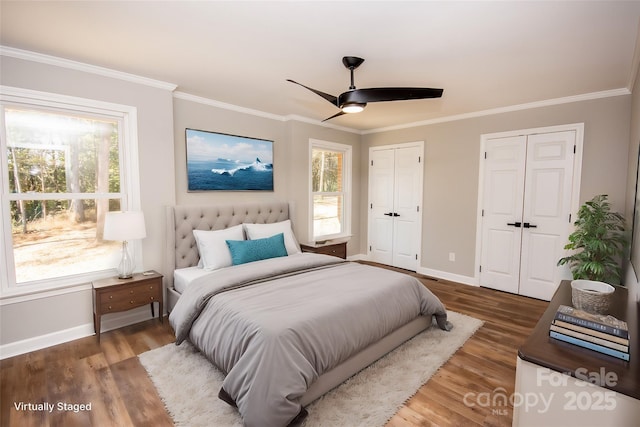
top-left (571, 280), bottom-right (615, 314)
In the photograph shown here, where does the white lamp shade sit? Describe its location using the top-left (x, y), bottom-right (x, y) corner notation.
top-left (103, 211), bottom-right (147, 241)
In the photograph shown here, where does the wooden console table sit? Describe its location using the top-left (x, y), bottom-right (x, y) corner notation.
top-left (514, 280), bottom-right (639, 426)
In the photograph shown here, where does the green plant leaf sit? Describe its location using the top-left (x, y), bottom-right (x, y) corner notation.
top-left (558, 194), bottom-right (627, 284)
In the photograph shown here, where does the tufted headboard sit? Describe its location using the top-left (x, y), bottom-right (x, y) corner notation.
top-left (164, 202), bottom-right (290, 287)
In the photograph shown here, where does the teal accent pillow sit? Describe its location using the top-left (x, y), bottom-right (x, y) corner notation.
top-left (226, 233), bottom-right (288, 265)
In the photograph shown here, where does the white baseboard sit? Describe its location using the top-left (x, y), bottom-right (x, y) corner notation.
top-left (346, 253), bottom-right (368, 261)
top-left (0, 324), bottom-right (93, 360)
top-left (0, 307), bottom-right (159, 360)
top-left (352, 253), bottom-right (478, 286)
top-left (417, 267), bottom-right (478, 287)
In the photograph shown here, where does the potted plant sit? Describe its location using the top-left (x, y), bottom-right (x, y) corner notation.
top-left (557, 195), bottom-right (628, 313)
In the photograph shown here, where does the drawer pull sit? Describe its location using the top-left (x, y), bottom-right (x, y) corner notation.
top-left (150, 296), bottom-right (154, 301)
top-left (109, 295), bottom-right (113, 299)
top-left (130, 300), bottom-right (134, 304)
top-left (130, 290), bottom-right (134, 294)
top-left (149, 286), bottom-right (153, 290)
top-left (108, 305), bottom-right (112, 310)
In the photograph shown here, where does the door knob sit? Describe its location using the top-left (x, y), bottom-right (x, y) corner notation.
top-left (393, 213), bottom-right (400, 217)
top-left (507, 222), bottom-right (522, 228)
top-left (384, 212), bottom-right (393, 216)
top-left (523, 222), bottom-right (537, 228)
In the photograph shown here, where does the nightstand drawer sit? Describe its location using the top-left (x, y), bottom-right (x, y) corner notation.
top-left (98, 283), bottom-right (160, 305)
top-left (100, 291), bottom-right (159, 313)
top-left (314, 244), bottom-right (346, 258)
top-left (300, 242), bottom-right (347, 259)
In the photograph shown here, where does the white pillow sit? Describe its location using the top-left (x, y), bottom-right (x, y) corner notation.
top-left (193, 224), bottom-right (244, 271)
top-left (243, 220), bottom-right (301, 255)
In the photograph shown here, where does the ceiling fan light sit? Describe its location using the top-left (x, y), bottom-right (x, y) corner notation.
top-left (341, 102), bottom-right (365, 113)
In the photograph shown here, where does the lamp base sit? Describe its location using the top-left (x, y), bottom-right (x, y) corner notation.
top-left (117, 241), bottom-right (135, 280)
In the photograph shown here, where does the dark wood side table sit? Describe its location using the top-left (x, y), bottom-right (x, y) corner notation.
top-left (514, 280), bottom-right (639, 425)
top-left (92, 271), bottom-right (163, 342)
top-left (300, 241), bottom-right (347, 259)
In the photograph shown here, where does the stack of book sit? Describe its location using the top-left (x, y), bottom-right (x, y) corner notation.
top-left (549, 304), bottom-right (630, 361)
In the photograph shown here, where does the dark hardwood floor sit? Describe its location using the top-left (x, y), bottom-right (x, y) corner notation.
top-left (383, 269), bottom-right (548, 426)
top-left (1, 267), bottom-right (548, 427)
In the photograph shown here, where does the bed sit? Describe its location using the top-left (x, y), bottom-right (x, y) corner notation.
top-left (165, 202), bottom-right (450, 427)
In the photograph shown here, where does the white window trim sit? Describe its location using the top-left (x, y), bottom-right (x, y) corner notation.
top-left (0, 86), bottom-right (142, 301)
top-left (308, 138), bottom-right (352, 242)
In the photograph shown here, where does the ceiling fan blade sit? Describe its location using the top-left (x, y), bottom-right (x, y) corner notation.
top-left (286, 79), bottom-right (338, 106)
top-left (322, 110), bottom-right (347, 122)
top-left (339, 87), bottom-right (443, 105)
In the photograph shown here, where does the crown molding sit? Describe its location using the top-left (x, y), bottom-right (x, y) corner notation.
top-left (284, 114), bottom-right (360, 134)
top-left (173, 91), bottom-right (285, 122)
top-left (0, 45), bottom-right (177, 91)
top-left (3, 46), bottom-right (632, 135)
top-left (173, 92), bottom-right (361, 134)
top-left (362, 88), bottom-right (631, 135)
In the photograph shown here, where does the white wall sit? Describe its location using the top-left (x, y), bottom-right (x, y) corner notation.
top-left (171, 96), bottom-right (362, 252)
top-left (1, 49), bottom-right (637, 356)
top-left (362, 95), bottom-right (632, 281)
top-left (286, 120), bottom-right (362, 248)
top-left (624, 56), bottom-right (640, 303)
top-left (0, 56), bottom-right (176, 354)
top-left (172, 96), bottom-right (288, 206)
top-left (0, 54), bottom-right (362, 356)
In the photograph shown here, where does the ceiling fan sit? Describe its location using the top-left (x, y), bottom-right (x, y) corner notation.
top-left (287, 56), bottom-right (443, 121)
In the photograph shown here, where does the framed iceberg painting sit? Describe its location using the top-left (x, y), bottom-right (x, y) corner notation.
top-left (185, 128), bottom-right (274, 191)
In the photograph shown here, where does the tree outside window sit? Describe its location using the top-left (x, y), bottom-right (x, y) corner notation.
top-left (311, 141), bottom-right (351, 240)
top-left (3, 107), bottom-right (124, 284)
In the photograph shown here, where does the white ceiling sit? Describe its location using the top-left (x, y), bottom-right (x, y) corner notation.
top-left (1, 1), bottom-right (640, 131)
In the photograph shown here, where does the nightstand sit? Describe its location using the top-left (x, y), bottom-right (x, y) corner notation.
top-left (300, 241), bottom-right (347, 259)
top-left (92, 271), bottom-right (163, 342)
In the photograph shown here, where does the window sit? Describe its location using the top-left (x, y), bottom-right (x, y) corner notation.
top-left (1, 87), bottom-right (140, 294)
top-left (310, 139), bottom-right (351, 240)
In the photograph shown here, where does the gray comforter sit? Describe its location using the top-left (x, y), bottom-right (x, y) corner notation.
top-left (169, 253), bottom-right (448, 427)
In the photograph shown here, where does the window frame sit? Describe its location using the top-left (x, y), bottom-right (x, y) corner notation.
top-left (309, 138), bottom-right (352, 242)
top-left (0, 86), bottom-right (141, 299)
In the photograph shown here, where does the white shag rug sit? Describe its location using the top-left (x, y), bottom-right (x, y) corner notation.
top-left (139, 311), bottom-right (482, 427)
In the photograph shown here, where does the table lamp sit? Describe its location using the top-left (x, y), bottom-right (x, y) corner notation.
top-left (103, 211), bottom-right (147, 279)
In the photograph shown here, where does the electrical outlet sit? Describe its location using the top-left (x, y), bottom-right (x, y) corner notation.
top-left (449, 252), bottom-right (456, 262)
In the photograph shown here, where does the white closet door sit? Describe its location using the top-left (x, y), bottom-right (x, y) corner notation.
top-left (392, 146), bottom-right (422, 270)
top-left (369, 144), bottom-right (423, 270)
top-left (519, 131), bottom-right (575, 300)
top-left (479, 131), bottom-right (576, 300)
top-left (369, 148), bottom-right (395, 265)
top-left (479, 136), bottom-right (527, 294)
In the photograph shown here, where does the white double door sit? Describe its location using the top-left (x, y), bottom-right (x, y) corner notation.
top-left (479, 130), bottom-right (576, 300)
top-left (368, 143), bottom-right (423, 271)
